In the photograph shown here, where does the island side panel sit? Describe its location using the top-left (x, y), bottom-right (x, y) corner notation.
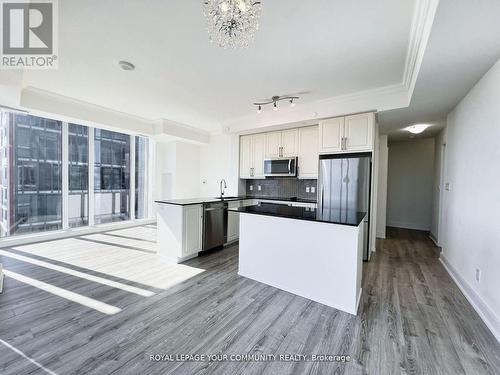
top-left (156, 204), bottom-right (184, 262)
top-left (238, 213), bottom-right (362, 314)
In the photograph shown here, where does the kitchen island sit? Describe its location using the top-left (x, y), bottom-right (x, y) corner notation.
top-left (229, 203), bottom-right (365, 315)
top-left (155, 197), bottom-right (316, 263)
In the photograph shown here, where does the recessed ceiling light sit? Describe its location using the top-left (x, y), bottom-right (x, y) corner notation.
top-left (118, 60), bottom-right (135, 71)
top-left (404, 124), bottom-right (431, 134)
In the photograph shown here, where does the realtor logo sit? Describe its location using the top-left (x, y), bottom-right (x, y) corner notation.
top-left (1, 0), bottom-right (58, 69)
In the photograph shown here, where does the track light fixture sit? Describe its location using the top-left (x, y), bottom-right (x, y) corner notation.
top-left (253, 95), bottom-right (299, 113)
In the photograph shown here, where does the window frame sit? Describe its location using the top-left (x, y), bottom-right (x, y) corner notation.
top-left (0, 109), bottom-right (153, 242)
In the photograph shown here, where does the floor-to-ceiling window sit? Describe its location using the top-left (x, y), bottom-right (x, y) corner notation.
top-left (0, 108), bottom-right (150, 240)
top-left (68, 123), bottom-right (89, 227)
top-left (135, 136), bottom-right (148, 219)
top-left (0, 112), bottom-right (62, 237)
top-left (94, 129), bottom-right (130, 224)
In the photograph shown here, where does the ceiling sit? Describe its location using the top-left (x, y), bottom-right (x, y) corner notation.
top-left (3, 0), bottom-right (499, 139)
top-left (379, 0), bottom-right (500, 140)
top-left (19, 0), bottom-right (416, 133)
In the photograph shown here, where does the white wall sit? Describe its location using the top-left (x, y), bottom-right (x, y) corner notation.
top-left (153, 133), bottom-right (242, 202)
top-left (387, 138), bottom-right (435, 230)
top-left (199, 133), bottom-right (240, 197)
top-left (430, 128), bottom-right (446, 243)
top-left (440, 59), bottom-right (500, 342)
top-left (154, 141), bottom-right (201, 200)
top-left (376, 135), bottom-right (388, 238)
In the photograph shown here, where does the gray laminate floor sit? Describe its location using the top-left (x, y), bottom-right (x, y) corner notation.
top-left (1, 226), bottom-right (499, 374)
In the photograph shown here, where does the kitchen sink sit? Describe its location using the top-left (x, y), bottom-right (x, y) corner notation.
top-left (213, 196), bottom-right (238, 200)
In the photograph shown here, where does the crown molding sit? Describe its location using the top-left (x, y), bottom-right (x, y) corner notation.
top-left (19, 87), bottom-right (209, 143)
top-left (402, 0), bottom-right (440, 97)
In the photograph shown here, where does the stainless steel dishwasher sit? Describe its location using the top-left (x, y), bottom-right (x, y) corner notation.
top-left (202, 201), bottom-right (228, 251)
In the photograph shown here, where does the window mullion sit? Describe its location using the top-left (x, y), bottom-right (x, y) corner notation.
top-left (130, 135), bottom-right (136, 220)
top-left (62, 122), bottom-right (69, 229)
top-left (88, 127), bottom-right (95, 226)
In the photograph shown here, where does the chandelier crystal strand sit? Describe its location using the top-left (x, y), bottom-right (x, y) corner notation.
top-left (204, 0), bottom-right (262, 48)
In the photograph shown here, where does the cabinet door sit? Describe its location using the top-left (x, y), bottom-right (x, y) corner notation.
top-left (281, 129), bottom-right (299, 157)
top-left (227, 201), bottom-right (240, 243)
top-left (227, 212), bottom-right (239, 242)
top-left (252, 133), bottom-right (266, 178)
top-left (265, 131), bottom-right (282, 158)
top-left (239, 135), bottom-right (252, 178)
top-left (298, 126), bottom-right (319, 179)
top-left (344, 113), bottom-right (374, 151)
top-left (319, 117), bottom-right (344, 153)
top-left (183, 205), bottom-right (202, 257)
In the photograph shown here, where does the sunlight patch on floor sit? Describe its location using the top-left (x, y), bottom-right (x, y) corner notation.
top-left (0, 250), bottom-right (155, 297)
top-left (7, 226), bottom-right (206, 290)
top-left (3, 269), bottom-right (122, 315)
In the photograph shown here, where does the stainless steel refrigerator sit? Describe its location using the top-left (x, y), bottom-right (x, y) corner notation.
top-left (318, 153), bottom-right (372, 261)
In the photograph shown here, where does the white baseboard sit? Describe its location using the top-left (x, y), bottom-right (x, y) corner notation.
top-left (386, 221), bottom-right (430, 231)
top-left (440, 255), bottom-right (500, 344)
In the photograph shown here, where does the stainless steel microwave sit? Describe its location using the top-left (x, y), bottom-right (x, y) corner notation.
top-left (264, 157), bottom-right (298, 177)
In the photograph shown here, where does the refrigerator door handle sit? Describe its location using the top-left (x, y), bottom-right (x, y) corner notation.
top-left (319, 185), bottom-right (324, 213)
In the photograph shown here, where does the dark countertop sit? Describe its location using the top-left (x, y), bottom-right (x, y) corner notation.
top-left (228, 202), bottom-right (366, 227)
top-left (155, 196), bottom-right (246, 206)
top-left (155, 196), bottom-right (317, 206)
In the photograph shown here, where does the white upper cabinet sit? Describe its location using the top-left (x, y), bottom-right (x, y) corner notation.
top-left (281, 129), bottom-right (299, 157)
top-left (265, 131), bottom-right (282, 158)
top-left (265, 129), bottom-right (299, 158)
top-left (344, 113), bottom-right (374, 151)
top-left (239, 135), bottom-right (252, 178)
top-left (252, 133), bottom-right (266, 178)
top-left (319, 112), bottom-right (374, 154)
top-left (319, 117), bottom-right (344, 153)
top-left (298, 126), bottom-right (319, 179)
top-left (239, 133), bottom-right (266, 179)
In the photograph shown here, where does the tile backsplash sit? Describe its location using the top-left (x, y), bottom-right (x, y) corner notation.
top-left (245, 178), bottom-right (318, 201)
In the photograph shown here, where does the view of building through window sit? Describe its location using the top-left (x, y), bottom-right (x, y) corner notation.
top-left (94, 129), bottom-right (130, 224)
top-left (135, 136), bottom-right (148, 219)
top-left (0, 112), bottom-right (62, 237)
top-left (68, 123), bottom-right (89, 227)
top-left (0, 109), bottom-right (150, 238)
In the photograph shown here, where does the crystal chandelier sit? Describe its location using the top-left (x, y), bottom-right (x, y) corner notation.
top-left (204, 0), bottom-right (262, 48)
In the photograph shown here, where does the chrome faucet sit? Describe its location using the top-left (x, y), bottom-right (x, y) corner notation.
top-left (220, 179), bottom-right (227, 198)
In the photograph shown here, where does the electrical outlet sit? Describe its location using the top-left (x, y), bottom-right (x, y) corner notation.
top-left (311, 187), bottom-right (315, 193)
top-left (445, 182), bottom-right (451, 191)
top-left (249, 185), bottom-right (253, 191)
top-left (306, 187), bottom-right (310, 193)
top-left (475, 268), bottom-right (481, 282)
top-left (257, 185), bottom-right (261, 191)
